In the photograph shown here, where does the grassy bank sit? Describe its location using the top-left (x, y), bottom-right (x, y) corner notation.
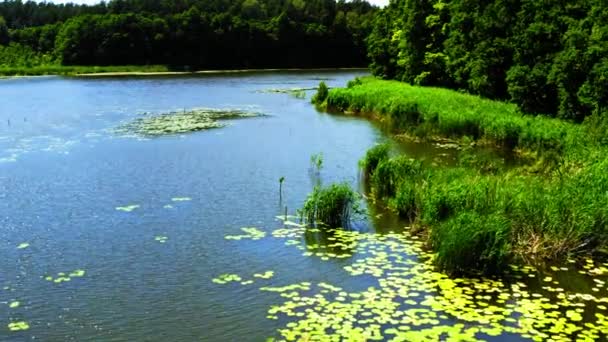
top-left (0, 64), bottom-right (170, 77)
top-left (315, 77), bottom-right (608, 274)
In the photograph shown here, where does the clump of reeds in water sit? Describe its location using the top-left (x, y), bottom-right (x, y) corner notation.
top-left (300, 183), bottom-right (360, 228)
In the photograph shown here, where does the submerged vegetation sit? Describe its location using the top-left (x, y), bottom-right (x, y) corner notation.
top-left (116, 108), bottom-right (264, 137)
top-left (315, 77), bottom-right (608, 274)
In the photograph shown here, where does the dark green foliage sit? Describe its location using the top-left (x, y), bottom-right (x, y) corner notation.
top-left (359, 143), bottom-right (390, 177)
top-left (332, 77), bottom-right (608, 274)
top-left (301, 183), bottom-right (358, 228)
top-left (0, 0), bottom-right (378, 71)
top-left (0, 15), bottom-right (8, 45)
top-left (432, 212), bottom-right (510, 275)
top-left (367, 0), bottom-right (608, 120)
top-left (312, 81), bottom-right (329, 104)
top-left (371, 156), bottom-right (422, 199)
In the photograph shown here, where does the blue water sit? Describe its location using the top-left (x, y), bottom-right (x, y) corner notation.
top-left (0, 70), bottom-right (403, 341)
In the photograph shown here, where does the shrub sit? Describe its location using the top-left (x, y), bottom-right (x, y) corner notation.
top-left (300, 183), bottom-right (359, 228)
top-left (312, 81), bottom-right (329, 104)
top-left (431, 212), bottom-right (511, 275)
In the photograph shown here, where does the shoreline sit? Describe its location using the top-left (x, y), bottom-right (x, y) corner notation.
top-left (76, 67), bottom-right (368, 77)
top-left (0, 67), bottom-right (368, 79)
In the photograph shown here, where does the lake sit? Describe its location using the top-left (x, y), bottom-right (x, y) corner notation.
top-left (1, 71), bottom-right (606, 341)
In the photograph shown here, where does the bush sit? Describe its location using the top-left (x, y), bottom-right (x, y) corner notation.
top-left (431, 212), bottom-right (511, 275)
top-left (300, 183), bottom-right (359, 228)
top-left (359, 143), bottom-right (390, 177)
top-left (312, 81), bottom-right (329, 104)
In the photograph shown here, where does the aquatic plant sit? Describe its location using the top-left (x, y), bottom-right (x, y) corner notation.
top-left (7, 321), bottom-right (29, 332)
top-left (225, 227), bottom-right (266, 241)
top-left (310, 153), bottom-right (323, 173)
top-left (312, 81), bottom-right (329, 104)
top-left (300, 183), bottom-right (360, 228)
top-left (279, 176), bottom-right (285, 200)
top-left (116, 108), bottom-right (264, 137)
top-left (216, 217), bottom-right (608, 341)
top-left (358, 143), bottom-right (390, 177)
top-left (115, 204), bottom-right (140, 212)
top-left (17, 242), bottom-right (29, 249)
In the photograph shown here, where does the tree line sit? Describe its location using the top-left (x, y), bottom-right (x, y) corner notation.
top-left (0, 0), bottom-right (376, 69)
top-left (366, 0), bottom-right (607, 121)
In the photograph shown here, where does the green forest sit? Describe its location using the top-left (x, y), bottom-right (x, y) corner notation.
top-left (0, 0), bottom-right (376, 72)
top-left (367, 0), bottom-right (607, 121)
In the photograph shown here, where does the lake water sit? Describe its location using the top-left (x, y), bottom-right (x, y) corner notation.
top-left (1, 71), bottom-right (606, 341)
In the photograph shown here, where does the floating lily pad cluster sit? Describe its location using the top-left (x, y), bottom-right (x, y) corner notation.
top-left (225, 227), bottom-right (266, 241)
top-left (155, 236), bottom-right (168, 243)
top-left (115, 204), bottom-right (140, 212)
top-left (44, 269), bottom-right (86, 284)
top-left (7, 321), bottom-right (29, 332)
top-left (116, 108), bottom-right (264, 137)
top-left (213, 270), bottom-right (275, 285)
top-left (171, 197), bottom-right (192, 202)
top-left (216, 216), bottom-right (608, 341)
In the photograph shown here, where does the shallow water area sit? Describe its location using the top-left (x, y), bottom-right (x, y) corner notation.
top-left (0, 70), bottom-right (606, 341)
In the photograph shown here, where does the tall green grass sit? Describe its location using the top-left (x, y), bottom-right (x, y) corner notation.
top-left (318, 77), bottom-right (608, 274)
top-left (300, 183), bottom-right (359, 228)
top-left (316, 77), bottom-right (588, 155)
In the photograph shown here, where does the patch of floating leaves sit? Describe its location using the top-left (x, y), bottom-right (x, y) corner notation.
top-left (116, 204), bottom-right (140, 212)
top-left (225, 227), bottom-right (266, 241)
top-left (219, 215), bottom-right (608, 341)
top-left (44, 269), bottom-right (86, 284)
top-left (171, 197), bottom-right (192, 202)
top-left (115, 108), bottom-right (265, 137)
top-left (155, 236), bottom-right (168, 243)
top-left (7, 321), bottom-right (29, 332)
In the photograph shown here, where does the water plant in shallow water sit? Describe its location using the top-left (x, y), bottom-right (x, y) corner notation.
top-left (225, 227), bottom-right (266, 241)
top-left (309, 153), bottom-right (324, 174)
top-left (7, 321), bottom-right (29, 332)
top-left (44, 269), bottom-right (86, 284)
top-left (171, 197), bottom-right (192, 202)
top-left (155, 236), bottom-right (168, 243)
top-left (116, 108), bottom-right (264, 137)
top-left (116, 204), bottom-right (140, 212)
top-left (300, 183), bottom-right (362, 228)
top-left (219, 220), bottom-right (608, 341)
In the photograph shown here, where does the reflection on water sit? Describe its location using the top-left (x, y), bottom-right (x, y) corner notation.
top-left (0, 71), bottom-right (606, 341)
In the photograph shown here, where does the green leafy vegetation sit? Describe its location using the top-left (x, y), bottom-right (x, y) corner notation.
top-left (300, 183), bottom-right (359, 228)
top-left (0, 0), bottom-right (377, 75)
top-left (366, 0), bottom-right (607, 122)
top-left (215, 215), bottom-right (608, 341)
top-left (115, 109), bottom-right (264, 137)
top-left (320, 77), bottom-right (608, 274)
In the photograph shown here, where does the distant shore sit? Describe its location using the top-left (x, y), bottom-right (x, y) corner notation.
top-left (0, 66), bottom-right (368, 78)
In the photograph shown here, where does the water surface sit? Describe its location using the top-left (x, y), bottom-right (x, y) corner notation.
top-left (1, 71), bottom-right (606, 341)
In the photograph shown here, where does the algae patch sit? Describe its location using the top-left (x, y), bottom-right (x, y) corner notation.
top-left (116, 108), bottom-right (265, 137)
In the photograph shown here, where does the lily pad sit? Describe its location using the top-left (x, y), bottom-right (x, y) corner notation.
top-left (116, 204), bottom-right (140, 212)
top-left (116, 108), bottom-right (265, 137)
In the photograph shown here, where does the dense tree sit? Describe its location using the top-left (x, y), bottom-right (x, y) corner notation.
top-left (0, 15), bottom-right (8, 44)
top-left (366, 0), bottom-right (608, 120)
top-left (1, 0), bottom-right (377, 69)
